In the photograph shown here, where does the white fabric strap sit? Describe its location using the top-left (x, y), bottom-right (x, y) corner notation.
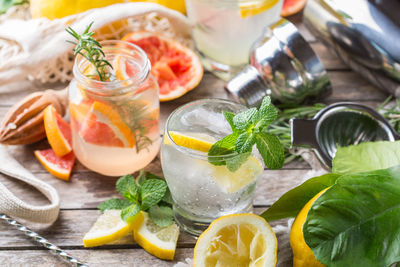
top-left (0, 145), bottom-right (60, 224)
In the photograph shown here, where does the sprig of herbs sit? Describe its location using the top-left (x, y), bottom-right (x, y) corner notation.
top-left (98, 171), bottom-right (174, 228)
top-left (66, 22), bottom-right (113, 81)
top-left (208, 96), bottom-right (285, 171)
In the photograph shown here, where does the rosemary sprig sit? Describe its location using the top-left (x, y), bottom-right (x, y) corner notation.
top-left (66, 22), bottom-right (113, 81)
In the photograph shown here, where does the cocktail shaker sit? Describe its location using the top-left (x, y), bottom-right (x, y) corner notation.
top-left (303, 0), bottom-right (400, 96)
top-left (225, 18), bottom-right (331, 107)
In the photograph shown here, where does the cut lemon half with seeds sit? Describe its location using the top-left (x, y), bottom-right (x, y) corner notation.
top-left (239, 0), bottom-right (281, 18)
top-left (164, 131), bottom-right (215, 152)
top-left (133, 212), bottom-right (180, 260)
top-left (194, 213), bottom-right (277, 267)
top-left (83, 210), bottom-right (137, 247)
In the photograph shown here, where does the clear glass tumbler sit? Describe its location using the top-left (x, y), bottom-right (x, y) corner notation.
top-left (69, 40), bottom-right (160, 176)
top-left (161, 99), bottom-right (264, 236)
top-left (185, 0), bottom-right (284, 81)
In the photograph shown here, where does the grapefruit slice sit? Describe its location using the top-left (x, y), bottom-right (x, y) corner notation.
top-left (79, 101), bottom-right (135, 148)
top-left (34, 149), bottom-right (75, 181)
top-left (281, 0), bottom-right (307, 17)
top-left (43, 105), bottom-right (72, 157)
top-left (121, 31), bottom-right (203, 102)
top-left (69, 100), bottom-right (92, 130)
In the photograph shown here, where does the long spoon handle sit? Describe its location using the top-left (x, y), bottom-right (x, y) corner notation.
top-left (0, 213), bottom-right (88, 267)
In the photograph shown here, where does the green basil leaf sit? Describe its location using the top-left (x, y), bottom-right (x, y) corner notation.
top-left (140, 179), bottom-right (167, 210)
top-left (116, 174), bottom-right (139, 201)
top-left (304, 165), bottom-right (400, 267)
top-left (233, 107), bottom-right (257, 130)
top-left (332, 141), bottom-right (400, 174)
top-left (121, 203), bottom-right (140, 223)
top-left (97, 198), bottom-right (132, 213)
top-left (255, 132), bottom-right (284, 170)
top-left (148, 205), bottom-right (174, 228)
top-left (260, 173), bottom-right (341, 221)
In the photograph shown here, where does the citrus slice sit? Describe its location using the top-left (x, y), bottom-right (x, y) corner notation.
top-left (211, 156), bottom-right (263, 193)
top-left (83, 210), bottom-right (138, 247)
top-left (239, 0), bottom-right (281, 18)
top-left (194, 213), bottom-right (277, 267)
top-left (43, 105), bottom-right (72, 157)
top-left (133, 212), bottom-right (180, 260)
top-left (113, 55), bottom-right (139, 83)
top-left (164, 131), bottom-right (215, 152)
top-left (34, 149), bottom-right (75, 181)
top-left (79, 101), bottom-right (135, 147)
top-left (69, 100), bottom-right (92, 130)
top-left (121, 31), bottom-right (203, 101)
top-left (281, 0), bottom-right (307, 17)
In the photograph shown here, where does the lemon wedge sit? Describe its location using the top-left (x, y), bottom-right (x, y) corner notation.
top-left (211, 155), bottom-right (263, 193)
top-left (239, 0), bottom-right (281, 18)
top-left (194, 213), bottom-right (277, 267)
top-left (164, 131), bottom-right (215, 152)
top-left (133, 212), bottom-right (180, 260)
top-left (83, 210), bottom-right (135, 247)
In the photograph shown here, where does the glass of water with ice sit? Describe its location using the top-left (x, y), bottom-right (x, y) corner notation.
top-left (161, 99), bottom-right (264, 236)
top-left (185, 0), bottom-right (284, 81)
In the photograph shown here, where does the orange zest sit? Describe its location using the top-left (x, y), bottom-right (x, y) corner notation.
top-left (43, 105), bottom-right (72, 157)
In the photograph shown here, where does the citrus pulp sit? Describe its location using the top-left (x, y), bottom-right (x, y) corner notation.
top-left (34, 149), bottom-right (75, 181)
top-left (281, 0), bottom-right (307, 17)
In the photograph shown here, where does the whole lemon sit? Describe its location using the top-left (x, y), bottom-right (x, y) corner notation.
top-left (290, 189), bottom-right (327, 267)
top-left (30, 0), bottom-right (186, 20)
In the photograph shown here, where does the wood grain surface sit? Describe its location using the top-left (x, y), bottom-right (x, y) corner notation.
top-left (0, 15), bottom-right (389, 267)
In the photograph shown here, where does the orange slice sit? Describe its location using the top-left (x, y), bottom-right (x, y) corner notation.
top-left (43, 105), bottom-right (72, 157)
top-left (34, 149), bottom-right (75, 181)
top-left (79, 101), bottom-right (135, 148)
top-left (121, 31), bottom-right (203, 102)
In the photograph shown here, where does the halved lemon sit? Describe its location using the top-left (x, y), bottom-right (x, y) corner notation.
top-left (43, 105), bottom-right (72, 157)
top-left (164, 131), bottom-right (215, 152)
top-left (133, 212), bottom-right (180, 260)
top-left (194, 213), bottom-right (277, 267)
top-left (83, 210), bottom-right (137, 247)
top-left (239, 0), bottom-right (281, 18)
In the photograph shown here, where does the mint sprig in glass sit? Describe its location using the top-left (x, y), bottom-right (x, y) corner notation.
top-left (208, 96), bottom-right (284, 171)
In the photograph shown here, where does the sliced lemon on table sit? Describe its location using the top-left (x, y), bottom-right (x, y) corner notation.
top-left (239, 0), bottom-right (281, 18)
top-left (164, 131), bottom-right (215, 152)
top-left (194, 213), bottom-right (277, 267)
top-left (83, 210), bottom-right (136, 247)
top-left (133, 212), bottom-right (180, 260)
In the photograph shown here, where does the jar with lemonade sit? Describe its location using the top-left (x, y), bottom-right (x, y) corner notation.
top-left (68, 40), bottom-right (160, 176)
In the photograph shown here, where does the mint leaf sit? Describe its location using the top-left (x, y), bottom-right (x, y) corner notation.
top-left (140, 179), bottom-right (167, 210)
top-left (148, 205), bottom-right (174, 228)
top-left (233, 107), bottom-right (257, 130)
top-left (226, 152), bottom-right (251, 172)
top-left (97, 198), bottom-right (132, 213)
top-left (136, 170), bottom-right (147, 185)
top-left (253, 105), bottom-right (278, 131)
top-left (116, 175), bottom-right (139, 202)
top-left (208, 133), bottom-right (239, 165)
top-left (121, 203), bottom-right (140, 223)
top-left (255, 132), bottom-right (284, 169)
top-left (161, 188), bottom-right (173, 205)
top-left (0, 0), bottom-right (26, 14)
top-left (235, 132), bottom-right (256, 153)
top-left (332, 141), bottom-right (400, 174)
top-left (223, 111), bottom-right (237, 132)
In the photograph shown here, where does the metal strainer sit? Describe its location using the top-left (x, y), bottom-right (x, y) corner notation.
top-left (291, 102), bottom-right (399, 169)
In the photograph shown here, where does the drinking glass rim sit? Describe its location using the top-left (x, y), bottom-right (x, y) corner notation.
top-left (165, 98), bottom-right (246, 160)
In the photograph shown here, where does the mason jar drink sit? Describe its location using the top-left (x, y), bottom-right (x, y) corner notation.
top-left (161, 99), bottom-right (264, 236)
top-left (68, 40), bottom-right (160, 176)
top-left (185, 0), bottom-right (284, 81)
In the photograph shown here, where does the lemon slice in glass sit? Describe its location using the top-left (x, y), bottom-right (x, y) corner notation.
top-left (194, 213), bottom-right (277, 267)
top-left (83, 210), bottom-right (136, 247)
top-left (164, 131), bottom-right (215, 152)
top-left (239, 0), bottom-right (281, 18)
top-left (133, 212), bottom-right (180, 260)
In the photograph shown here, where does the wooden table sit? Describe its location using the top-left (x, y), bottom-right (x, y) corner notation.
top-left (0, 16), bottom-right (389, 266)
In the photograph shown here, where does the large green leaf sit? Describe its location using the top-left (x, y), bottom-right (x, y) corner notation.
top-left (304, 165), bottom-right (400, 267)
top-left (260, 173), bottom-right (340, 221)
top-left (332, 141), bottom-right (400, 174)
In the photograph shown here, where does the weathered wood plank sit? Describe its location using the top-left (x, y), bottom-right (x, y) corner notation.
top-left (0, 208), bottom-right (284, 248)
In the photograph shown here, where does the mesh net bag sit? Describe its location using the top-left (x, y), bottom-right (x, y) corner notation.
top-left (0, 2), bottom-right (192, 88)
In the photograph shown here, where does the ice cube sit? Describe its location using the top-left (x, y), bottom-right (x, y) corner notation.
top-left (181, 107), bottom-right (231, 135)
